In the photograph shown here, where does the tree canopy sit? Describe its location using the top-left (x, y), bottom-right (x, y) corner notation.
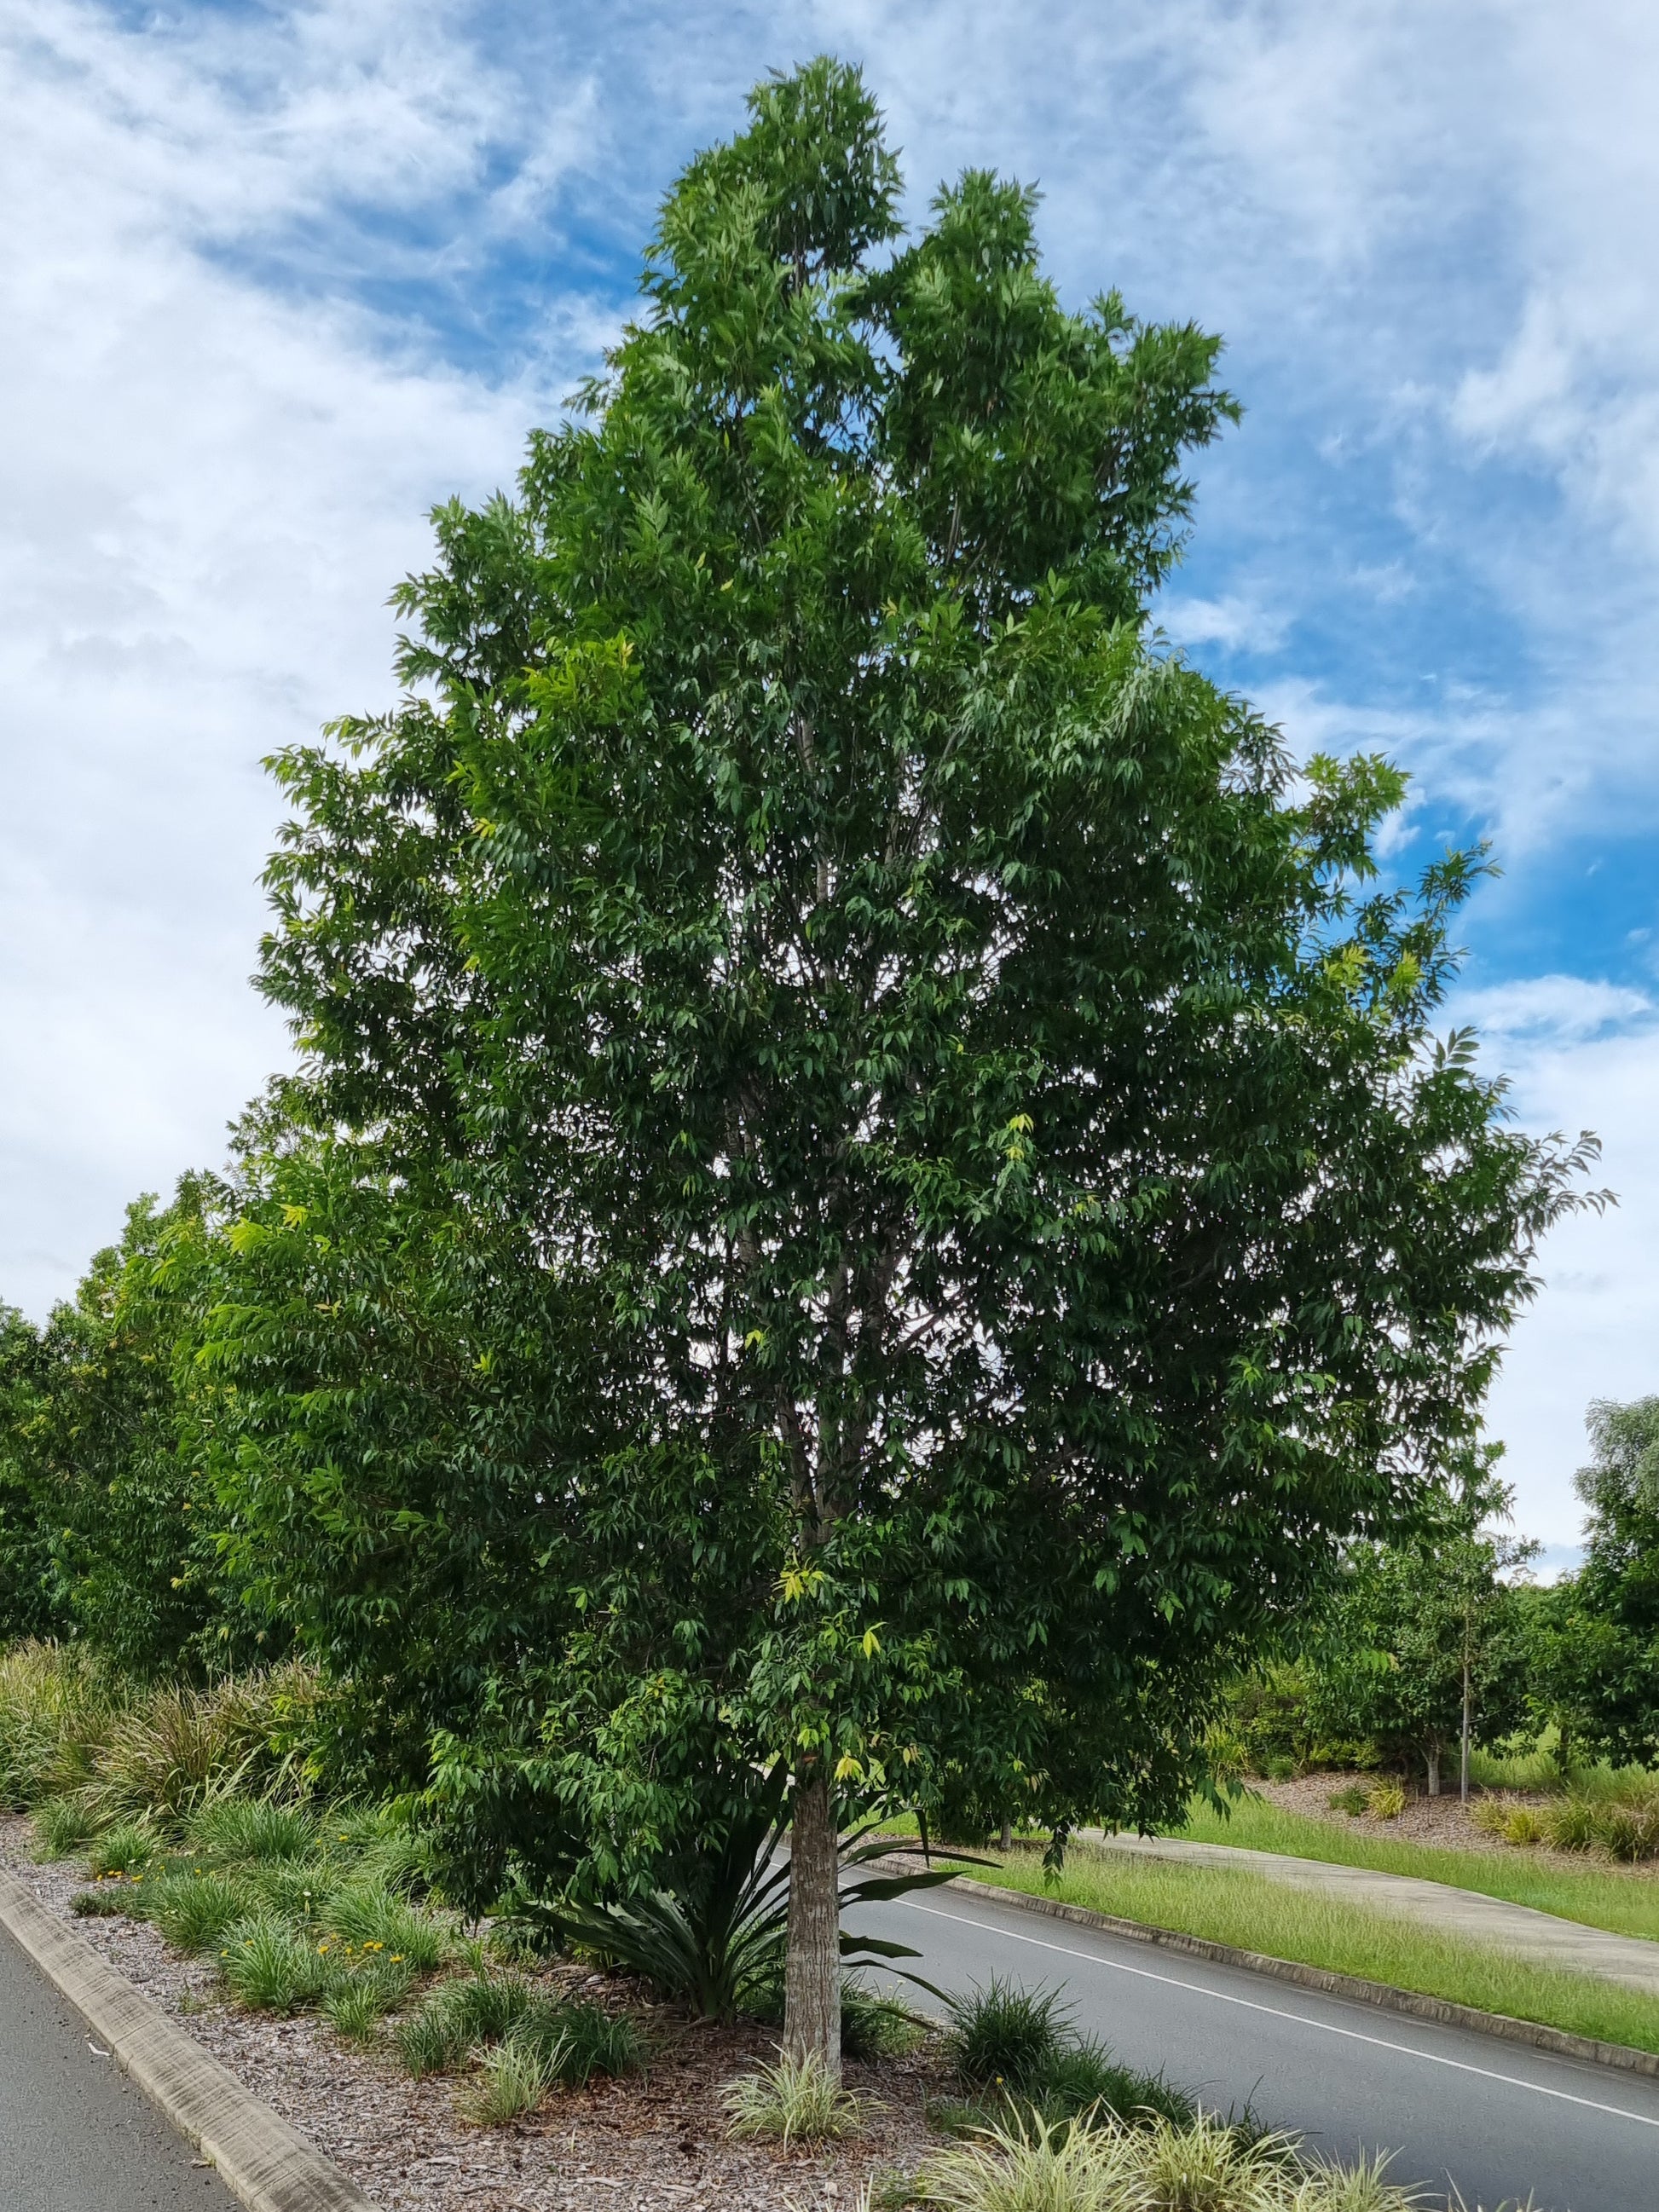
top-left (198, 58), bottom-right (1595, 2069)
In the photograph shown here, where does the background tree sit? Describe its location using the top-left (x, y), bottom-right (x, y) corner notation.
top-left (1537, 1399), bottom-right (1659, 1767)
top-left (1, 1181), bottom-right (255, 1676)
top-left (218, 58), bottom-right (1596, 2072)
top-left (1307, 1468), bottom-right (1536, 1793)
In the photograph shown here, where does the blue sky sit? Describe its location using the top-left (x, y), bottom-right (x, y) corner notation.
top-left (3, 0), bottom-right (1656, 1558)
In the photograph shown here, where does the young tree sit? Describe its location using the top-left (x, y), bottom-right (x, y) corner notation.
top-left (230, 61), bottom-right (1594, 2071)
top-left (1308, 1464), bottom-right (1536, 1794)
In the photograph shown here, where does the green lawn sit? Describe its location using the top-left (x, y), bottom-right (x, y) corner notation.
top-left (1171, 1794), bottom-right (1659, 1943)
top-left (962, 1839), bottom-right (1659, 2055)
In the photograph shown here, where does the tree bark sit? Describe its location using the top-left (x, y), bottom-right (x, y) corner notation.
top-left (1426, 1745), bottom-right (1441, 1798)
top-left (783, 1773), bottom-right (841, 2080)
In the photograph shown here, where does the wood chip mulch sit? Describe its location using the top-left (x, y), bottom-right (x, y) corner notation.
top-left (0, 1816), bottom-right (948, 2210)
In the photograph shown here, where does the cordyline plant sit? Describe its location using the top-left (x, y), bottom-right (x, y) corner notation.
top-left (205, 60), bottom-right (1596, 2075)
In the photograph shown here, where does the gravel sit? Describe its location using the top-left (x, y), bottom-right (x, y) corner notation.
top-left (1, 1815), bottom-right (945, 2211)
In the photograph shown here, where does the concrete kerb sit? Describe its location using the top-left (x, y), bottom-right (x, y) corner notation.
top-left (942, 1873), bottom-right (1659, 2081)
top-left (0, 1867), bottom-right (375, 2212)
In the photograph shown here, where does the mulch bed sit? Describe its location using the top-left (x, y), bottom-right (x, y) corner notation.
top-left (1251, 1770), bottom-right (1659, 1874)
top-left (0, 1815), bottom-right (948, 2210)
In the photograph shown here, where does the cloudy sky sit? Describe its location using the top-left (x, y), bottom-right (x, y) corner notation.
top-left (3, 0), bottom-right (1656, 1558)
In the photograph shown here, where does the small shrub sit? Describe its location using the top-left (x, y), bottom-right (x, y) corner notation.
top-left (722, 2052), bottom-right (863, 2146)
top-left (1262, 1755), bottom-right (1298, 1782)
top-left (1469, 1795), bottom-right (1509, 1838)
top-left (1327, 1785), bottom-right (1369, 1819)
top-left (70, 1890), bottom-right (126, 1918)
top-left (321, 1964), bottom-right (411, 2044)
top-left (1596, 1799), bottom-right (1659, 1863)
top-left (396, 2007), bottom-right (462, 2078)
top-left (0, 1643), bottom-right (112, 1809)
top-left (151, 1872), bottom-right (254, 1954)
top-left (249, 1864), bottom-right (336, 1926)
top-left (944, 1978), bottom-right (1068, 2091)
top-left (1542, 1795), bottom-right (1601, 1852)
top-left (460, 2039), bottom-right (554, 2126)
top-left (1036, 2037), bottom-right (1195, 2128)
top-left (1364, 1781), bottom-right (1406, 1821)
top-left (219, 1915), bottom-right (326, 2013)
top-left (512, 1996), bottom-right (643, 2085)
top-left (842, 1980), bottom-right (926, 2060)
top-left (31, 1796), bottom-right (101, 1860)
top-left (88, 1819), bottom-right (158, 1877)
top-left (327, 1884), bottom-right (448, 1972)
top-left (1502, 1806), bottom-right (1546, 1846)
top-left (186, 1796), bottom-right (313, 1864)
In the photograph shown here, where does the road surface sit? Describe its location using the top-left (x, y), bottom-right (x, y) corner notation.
top-left (0, 1918), bottom-right (236, 2212)
top-left (850, 1883), bottom-right (1659, 2212)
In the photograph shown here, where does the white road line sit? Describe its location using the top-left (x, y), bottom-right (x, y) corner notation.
top-left (899, 1897), bottom-right (1659, 2132)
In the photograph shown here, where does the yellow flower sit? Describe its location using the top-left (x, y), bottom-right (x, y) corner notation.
top-left (390, 1954), bottom-right (403, 1963)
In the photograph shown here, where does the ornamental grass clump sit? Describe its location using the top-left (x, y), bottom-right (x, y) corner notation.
top-left (327, 1883), bottom-right (448, 1971)
top-left (722, 2052), bottom-right (864, 2146)
top-left (918, 2108), bottom-right (1416, 2212)
top-left (0, 1644), bottom-right (112, 1809)
top-left (149, 1871), bottom-right (255, 1954)
top-left (941, 1979), bottom-right (1194, 2136)
top-left (511, 1995), bottom-right (644, 2086)
top-left (945, 1980), bottom-right (1070, 2095)
top-left (186, 1794), bottom-right (314, 1864)
top-left (219, 1915), bottom-right (327, 2013)
top-left (87, 1818), bottom-right (158, 1878)
top-left (31, 1794), bottom-right (101, 1861)
top-left (460, 2039), bottom-right (556, 2127)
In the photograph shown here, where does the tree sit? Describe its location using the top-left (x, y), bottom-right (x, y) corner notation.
top-left (1540, 1399), bottom-right (1659, 1766)
top-left (225, 59), bottom-right (1595, 2071)
top-left (1, 1181), bottom-right (257, 1676)
top-left (1307, 1463), bottom-right (1536, 1793)
top-left (0, 1305), bottom-right (62, 1641)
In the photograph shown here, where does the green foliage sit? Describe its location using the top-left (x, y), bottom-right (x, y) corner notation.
top-left (70, 1889), bottom-right (126, 1918)
top-left (459, 2038), bottom-right (555, 2126)
top-left (0, 1186), bottom-right (261, 1675)
top-left (1305, 1460), bottom-right (1536, 1790)
top-left (219, 1913), bottom-right (328, 2013)
top-left (919, 2108), bottom-right (1402, 2212)
top-left (722, 2051), bottom-right (864, 2145)
top-left (1535, 1399), bottom-right (1659, 1767)
top-left (840, 1978), bottom-right (926, 2059)
top-left (87, 1818), bottom-right (158, 1877)
top-left (510, 1996), bottom-right (644, 2085)
top-left (182, 66), bottom-right (1591, 2038)
top-left (0, 1643), bottom-right (112, 1809)
top-left (326, 1883), bottom-right (448, 1971)
top-left (186, 1795), bottom-right (314, 1863)
top-left (149, 1872), bottom-right (255, 1953)
top-left (945, 1978), bottom-right (1070, 2093)
top-left (512, 1773), bottom-right (951, 2018)
top-left (31, 1794), bottom-right (101, 1859)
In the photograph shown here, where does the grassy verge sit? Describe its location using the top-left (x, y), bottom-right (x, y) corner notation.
top-left (962, 1839), bottom-right (1659, 2054)
top-left (1173, 1794), bottom-right (1659, 1943)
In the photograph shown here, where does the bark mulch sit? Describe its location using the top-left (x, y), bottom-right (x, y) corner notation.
top-left (0, 1815), bottom-right (948, 2211)
top-left (1252, 1770), bottom-right (1659, 1874)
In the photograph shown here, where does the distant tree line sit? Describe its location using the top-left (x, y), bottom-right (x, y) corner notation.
top-left (1220, 1401), bottom-right (1659, 1789)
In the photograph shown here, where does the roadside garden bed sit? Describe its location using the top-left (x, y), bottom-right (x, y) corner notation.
top-left (0, 1811), bottom-right (941, 2211)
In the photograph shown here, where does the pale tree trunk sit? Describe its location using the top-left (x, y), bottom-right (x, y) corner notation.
top-left (783, 1773), bottom-right (841, 2080)
top-left (999, 1819), bottom-right (1013, 1852)
top-left (1426, 1744), bottom-right (1441, 1798)
top-left (1460, 1648), bottom-right (1472, 1805)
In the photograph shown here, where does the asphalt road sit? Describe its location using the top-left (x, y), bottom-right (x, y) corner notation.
top-left (0, 1920), bottom-right (236, 2212)
top-left (849, 1885), bottom-right (1659, 2212)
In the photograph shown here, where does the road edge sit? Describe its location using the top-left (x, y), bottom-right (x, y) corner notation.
top-left (943, 1874), bottom-right (1659, 2079)
top-left (0, 1867), bottom-right (375, 2212)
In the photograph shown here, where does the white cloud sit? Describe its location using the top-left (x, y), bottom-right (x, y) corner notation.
top-left (1470, 1007), bottom-right (1659, 1549)
top-left (0, 1), bottom-right (598, 1314)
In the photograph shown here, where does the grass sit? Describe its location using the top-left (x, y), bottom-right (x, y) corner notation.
top-left (1174, 1793), bottom-right (1659, 1941)
top-left (722, 2052), bottom-right (864, 2146)
top-left (938, 1978), bottom-right (1197, 2137)
top-left (917, 2107), bottom-right (1413, 2212)
top-left (965, 1837), bottom-right (1659, 2054)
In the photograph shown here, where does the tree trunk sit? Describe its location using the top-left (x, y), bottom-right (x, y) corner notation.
top-left (1460, 1649), bottom-right (1472, 1805)
top-left (1426, 1744), bottom-right (1441, 1798)
top-left (999, 1819), bottom-right (1013, 1852)
top-left (783, 1773), bottom-right (841, 2080)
